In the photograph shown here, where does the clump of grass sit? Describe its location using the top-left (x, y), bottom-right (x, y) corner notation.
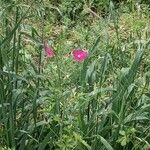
top-left (0, 0), bottom-right (150, 150)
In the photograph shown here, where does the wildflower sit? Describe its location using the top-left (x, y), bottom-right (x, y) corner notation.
top-left (44, 42), bottom-right (54, 58)
top-left (72, 49), bottom-right (88, 62)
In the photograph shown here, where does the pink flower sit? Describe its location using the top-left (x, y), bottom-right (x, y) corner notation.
top-left (72, 49), bottom-right (88, 62)
top-left (44, 42), bottom-right (54, 58)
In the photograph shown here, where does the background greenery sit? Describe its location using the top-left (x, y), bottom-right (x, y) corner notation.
top-left (0, 0), bottom-right (150, 149)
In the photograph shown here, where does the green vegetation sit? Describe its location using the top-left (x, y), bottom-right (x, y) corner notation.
top-left (0, 0), bottom-right (150, 149)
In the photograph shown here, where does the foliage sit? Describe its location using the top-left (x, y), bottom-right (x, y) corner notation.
top-left (0, 0), bottom-right (150, 150)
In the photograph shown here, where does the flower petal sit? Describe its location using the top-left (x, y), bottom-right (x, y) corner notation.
top-left (72, 49), bottom-right (88, 62)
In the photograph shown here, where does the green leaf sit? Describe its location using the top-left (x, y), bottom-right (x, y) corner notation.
top-left (98, 135), bottom-right (114, 150)
top-left (73, 132), bottom-right (91, 150)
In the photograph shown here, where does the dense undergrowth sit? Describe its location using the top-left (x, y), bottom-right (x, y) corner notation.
top-left (0, 0), bottom-right (150, 150)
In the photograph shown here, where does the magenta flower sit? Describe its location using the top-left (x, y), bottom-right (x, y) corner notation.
top-left (44, 42), bottom-right (54, 58)
top-left (72, 49), bottom-right (88, 62)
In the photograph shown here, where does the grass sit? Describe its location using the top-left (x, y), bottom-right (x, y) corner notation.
top-left (0, 0), bottom-right (150, 150)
